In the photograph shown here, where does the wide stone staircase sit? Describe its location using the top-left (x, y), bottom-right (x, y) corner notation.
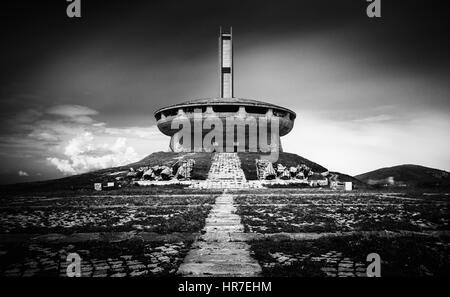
top-left (190, 153), bottom-right (260, 189)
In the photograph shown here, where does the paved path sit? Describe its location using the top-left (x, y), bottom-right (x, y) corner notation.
top-left (177, 191), bottom-right (262, 276)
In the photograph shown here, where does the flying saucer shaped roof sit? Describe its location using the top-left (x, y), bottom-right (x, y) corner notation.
top-left (154, 97), bottom-right (296, 119)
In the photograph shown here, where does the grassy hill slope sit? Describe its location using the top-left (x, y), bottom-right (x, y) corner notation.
top-left (355, 164), bottom-right (450, 188)
top-left (329, 172), bottom-right (366, 187)
top-left (1, 151), bottom-right (364, 193)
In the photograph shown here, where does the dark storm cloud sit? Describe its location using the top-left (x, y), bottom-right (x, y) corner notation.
top-left (2, 0), bottom-right (448, 114)
top-left (0, 0), bottom-right (449, 182)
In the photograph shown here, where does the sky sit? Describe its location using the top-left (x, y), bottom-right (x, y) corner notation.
top-left (0, 0), bottom-right (449, 184)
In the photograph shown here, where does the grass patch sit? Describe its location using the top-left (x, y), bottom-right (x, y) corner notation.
top-left (0, 205), bottom-right (212, 234)
top-left (237, 195), bottom-right (449, 233)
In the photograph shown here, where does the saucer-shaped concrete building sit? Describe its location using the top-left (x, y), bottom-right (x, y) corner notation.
top-left (154, 28), bottom-right (296, 153)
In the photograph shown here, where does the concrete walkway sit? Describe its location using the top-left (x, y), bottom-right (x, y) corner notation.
top-left (177, 191), bottom-right (262, 276)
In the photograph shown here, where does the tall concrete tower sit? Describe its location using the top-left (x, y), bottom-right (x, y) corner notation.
top-left (219, 27), bottom-right (233, 98)
top-left (154, 28), bottom-right (296, 153)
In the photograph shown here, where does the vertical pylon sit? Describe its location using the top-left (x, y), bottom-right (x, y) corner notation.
top-left (219, 27), bottom-right (233, 98)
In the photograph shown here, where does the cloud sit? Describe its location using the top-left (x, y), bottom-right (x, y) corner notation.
top-left (0, 103), bottom-right (167, 179)
top-left (18, 170), bottom-right (29, 176)
top-left (353, 114), bottom-right (393, 123)
top-left (104, 126), bottom-right (162, 139)
top-left (47, 158), bottom-right (75, 175)
top-left (47, 132), bottom-right (140, 175)
top-left (46, 105), bottom-right (99, 124)
top-left (46, 105), bottom-right (98, 117)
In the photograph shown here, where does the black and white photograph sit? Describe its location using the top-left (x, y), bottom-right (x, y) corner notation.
top-left (0, 0), bottom-right (449, 294)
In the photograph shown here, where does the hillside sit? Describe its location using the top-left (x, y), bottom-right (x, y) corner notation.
top-left (238, 152), bottom-right (328, 180)
top-left (0, 151), bottom-right (358, 193)
top-left (0, 152), bottom-right (212, 193)
top-left (355, 164), bottom-right (450, 188)
top-left (329, 172), bottom-right (366, 188)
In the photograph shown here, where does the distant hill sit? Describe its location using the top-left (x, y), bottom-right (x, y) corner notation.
top-left (328, 172), bottom-right (366, 188)
top-left (355, 164), bottom-right (450, 188)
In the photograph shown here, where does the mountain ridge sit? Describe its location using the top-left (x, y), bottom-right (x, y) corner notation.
top-left (355, 164), bottom-right (450, 188)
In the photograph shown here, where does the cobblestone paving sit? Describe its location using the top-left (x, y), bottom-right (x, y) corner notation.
top-left (265, 251), bottom-right (367, 277)
top-left (250, 234), bottom-right (450, 277)
top-left (0, 194), bottom-right (210, 277)
top-left (0, 241), bottom-right (191, 277)
top-left (0, 189), bottom-right (448, 277)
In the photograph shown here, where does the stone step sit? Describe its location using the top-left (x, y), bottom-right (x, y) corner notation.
top-left (203, 226), bottom-right (244, 233)
top-left (177, 263), bottom-right (262, 277)
top-left (205, 153), bottom-right (248, 188)
top-left (186, 245), bottom-right (252, 256)
top-left (205, 219), bottom-right (242, 225)
top-left (205, 218), bottom-right (241, 223)
top-left (183, 252), bottom-right (258, 264)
